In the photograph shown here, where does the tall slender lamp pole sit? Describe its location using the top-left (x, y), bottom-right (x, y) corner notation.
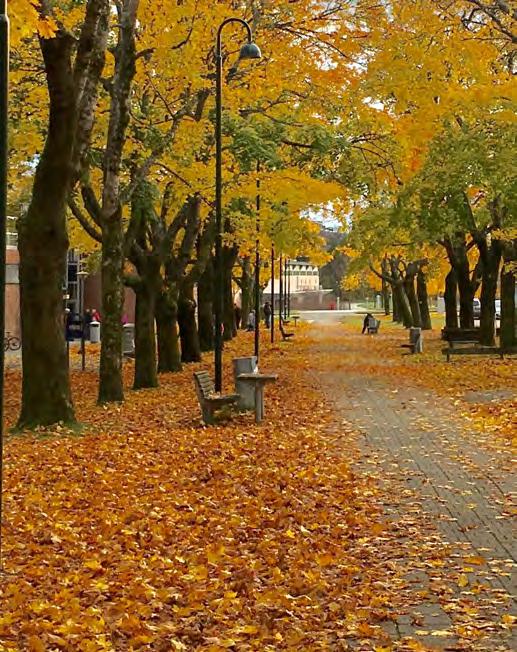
top-left (254, 161), bottom-right (260, 360)
top-left (279, 253), bottom-right (283, 326)
top-left (0, 0), bottom-right (8, 568)
top-left (214, 18), bottom-right (260, 392)
top-left (287, 258), bottom-right (291, 317)
top-left (284, 258), bottom-right (288, 319)
top-left (270, 244), bottom-right (275, 343)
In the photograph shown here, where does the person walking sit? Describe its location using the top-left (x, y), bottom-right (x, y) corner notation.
top-left (263, 301), bottom-right (272, 328)
top-left (92, 308), bottom-right (101, 322)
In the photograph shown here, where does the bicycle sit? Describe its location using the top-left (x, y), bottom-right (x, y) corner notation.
top-left (4, 332), bottom-right (21, 352)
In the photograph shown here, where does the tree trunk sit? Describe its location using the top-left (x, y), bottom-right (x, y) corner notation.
top-left (417, 269), bottom-right (432, 330)
top-left (98, 220), bottom-right (125, 402)
top-left (444, 268), bottom-right (459, 329)
top-left (403, 274), bottom-right (421, 327)
top-left (178, 281), bottom-right (201, 362)
top-left (198, 256), bottom-right (214, 352)
top-left (156, 287), bottom-right (182, 373)
top-left (456, 263), bottom-right (476, 329)
top-left (500, 261), bottom-right (516, 349)
top-left (392, 290), bottom-right (401, 323)
top-left (97, 0), bottom-right (139, 402)
top-left (133, 281), bottom-right (158, 389)
top-left (382, 279), bottom-right (390, 316)
top-left (479, 246), bottom-right (502, 346)
top-left (17, 34), bottom-right (76, 428)
top-left (388, 258), bottom-right (413, 328)
top-left (398, 284), bottom-right (414, 328)
top-left (442, 236), bottom-right (478, 328)
top-left (222, 244), bottom-right (238, 340)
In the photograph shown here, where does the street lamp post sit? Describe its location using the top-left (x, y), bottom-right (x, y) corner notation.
top-left (254, 162), bottom-right (260, 360)
top-left (0, 0), bottom-right (8, 568)
top-left (270, 244), bottom-right (275, 343)
top-left (214, 18), bottom-right (260, 392)
top-left (78, 267), bottom-right (88, 371)
top-left (284, 257), bottom-right (288, 320)
top-left (287, 258), bottom-right (291, 317)
top-left (279, 253), bottom-right (283, 325)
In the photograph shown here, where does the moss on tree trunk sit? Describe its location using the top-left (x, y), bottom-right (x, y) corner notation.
top-left (98, 221), bottom-right (124, 403)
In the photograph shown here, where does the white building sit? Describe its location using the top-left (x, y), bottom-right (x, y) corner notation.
top-left (264, 258), bottom-right (320, 295)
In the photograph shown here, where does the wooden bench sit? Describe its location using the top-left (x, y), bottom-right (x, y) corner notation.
top-left (193, 371), bottom-right (238, 424)
top-left (279, 322), bottom-right (294, 341)
top-left (441, 327), bottom-right (480, 343)
top-left (441, 327), bottom-right (482, 361)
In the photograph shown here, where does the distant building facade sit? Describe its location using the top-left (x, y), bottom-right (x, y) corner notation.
top-left (4, 219), bottom-right (135, 336)
top-left (263, 257), bottom-right (320, 295)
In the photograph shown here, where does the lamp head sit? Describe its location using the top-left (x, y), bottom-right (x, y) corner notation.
top-left (239, 41), bottom-right (261, 60)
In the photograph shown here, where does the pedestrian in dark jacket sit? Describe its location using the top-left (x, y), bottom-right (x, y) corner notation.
top-left (362, 312), bottom-right (374, 334)
top-left (263, 301), bottom-right (272, 328)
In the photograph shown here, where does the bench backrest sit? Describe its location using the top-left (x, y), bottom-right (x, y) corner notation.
top-left (442, 328), bottom-right (480, 342)
top-left (193, 371), bottom-right (215, 400)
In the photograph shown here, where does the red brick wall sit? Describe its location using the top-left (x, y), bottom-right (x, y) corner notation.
top-left (5, 247), bottom-right (20, 336)
top-left (84, 273), bottom-right (136, 322)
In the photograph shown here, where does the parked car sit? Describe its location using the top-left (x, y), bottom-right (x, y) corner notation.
top-left (473, 298), bottom-right (481, 319)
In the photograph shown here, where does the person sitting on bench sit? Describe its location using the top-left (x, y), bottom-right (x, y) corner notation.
top-left (362, 313), bottom-right (374, 334)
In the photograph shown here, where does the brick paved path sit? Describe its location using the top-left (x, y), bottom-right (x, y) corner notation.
top-left (311, 331), bottom-right (516, 651)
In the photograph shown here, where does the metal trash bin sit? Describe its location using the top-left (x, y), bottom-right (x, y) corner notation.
top-left (122, 323), bottom-right (135, 356)
top-left (90, 320), bottom-right (101, 343)
top-left (233, 356), bottom-right (258, 410)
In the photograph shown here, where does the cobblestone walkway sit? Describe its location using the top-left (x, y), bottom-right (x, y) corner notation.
top-left (310, 331), bottom-right (516, 651)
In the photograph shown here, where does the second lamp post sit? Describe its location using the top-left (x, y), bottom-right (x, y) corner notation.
top-left (214, 18), bottom-right (260, 392)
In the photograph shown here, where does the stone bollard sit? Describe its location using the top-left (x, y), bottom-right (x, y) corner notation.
top-left (233, 356), bottom-right (258, 410)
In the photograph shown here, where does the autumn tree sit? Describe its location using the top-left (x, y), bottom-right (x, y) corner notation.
top-left (15, 0), bottom-right (109, 427)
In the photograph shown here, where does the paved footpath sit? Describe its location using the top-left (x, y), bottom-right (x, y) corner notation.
top-left (310, 329), bottom-right (516, 651)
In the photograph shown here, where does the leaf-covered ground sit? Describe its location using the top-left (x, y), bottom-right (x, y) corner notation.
top-left (0, 324), bottom-right (515, 650)
top-left (327, 317), bottom-right (516, 451)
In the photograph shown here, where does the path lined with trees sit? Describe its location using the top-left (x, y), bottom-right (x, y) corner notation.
top-left (2, 0), bottom-right (513, 432)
